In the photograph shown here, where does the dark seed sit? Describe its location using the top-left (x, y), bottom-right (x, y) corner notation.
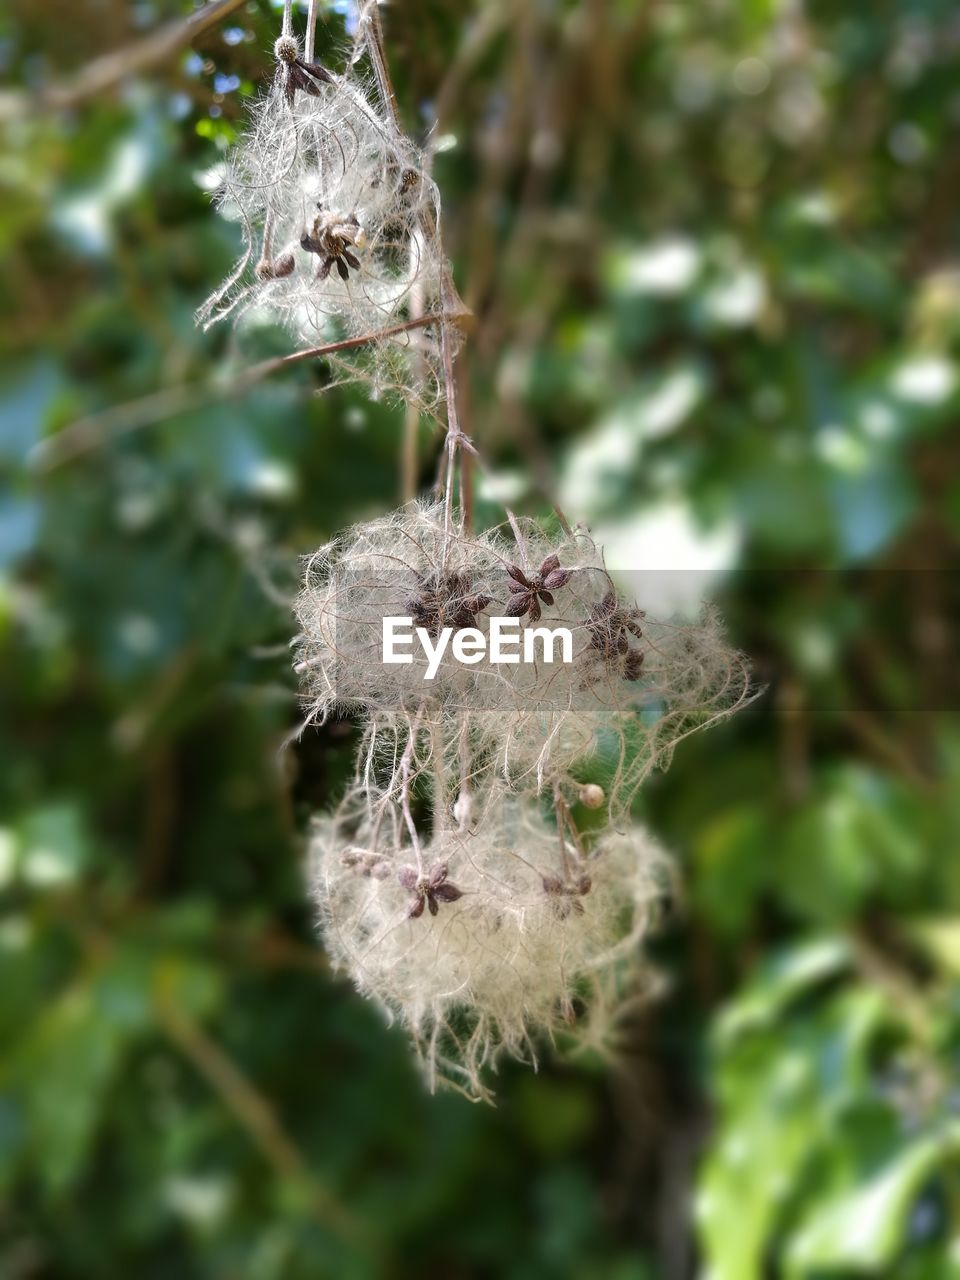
top-left (432, 883), bottom-right (463, 903)
top-left (397, 866), bottom-right (419, 891)
top-left (296, 58), bottom-right (334, 84)
top-left (624, 650), bottom-right (644, 681)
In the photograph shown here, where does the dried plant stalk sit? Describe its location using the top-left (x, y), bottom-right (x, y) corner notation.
top-left (197, 19), bottom-right (462, 416)
top-left (190, 8), bottom-right (757, 1101)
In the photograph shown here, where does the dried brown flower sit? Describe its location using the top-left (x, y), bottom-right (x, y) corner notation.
top-left (504, 554), bottom-right (573, 623)
top-left (542, 871), bottom-right (592, 917)
top-left (586, 590), bottom-right (645, 680)
top-left (300, 207), bottom-right (365, 281)
top-left (406, 570), bottom-right (492, 637)
top-left (398, 862), bottom-right (464, 918)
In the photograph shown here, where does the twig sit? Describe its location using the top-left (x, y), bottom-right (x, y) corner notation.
top-left (552, 504), bottom-right (573, 535)
top-left (401, 230), bottom-right (427, 503)
top-left (156, 992), bottom-right (365, 1247)
top-left (360, 2), bottom-right (474, 528)
top-left (0, 0), bottom-right (248, 122)
top-left (305, 0), bottom-right (321, 64)
top-left (401, 402), bottom-right (420, 504)
top-left (428, 1), bottom-right (510, 157)
top-left (395, 701), bottom-right (427, 871)
top-left (33, 313), bottom-right (449, 471)
top-left (357, 0), bottom-right (401, 129)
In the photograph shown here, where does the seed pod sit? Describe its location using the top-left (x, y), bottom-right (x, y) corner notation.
top-left (578, 783), bottom-right (606, 810)
top-left (273, 34), bottom-right (299, 64)
top-left (255, 253), bottom-right (296, 281)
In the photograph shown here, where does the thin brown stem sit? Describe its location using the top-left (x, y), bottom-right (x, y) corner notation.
top-left (0, 0), bottom-right (248, 122)
top-left (360, 3), bottom-right (474, 527)
top-left (358, 1), bottom-right (401, 130)
top-left (34, 313), bottom-right (447, 471)
top-left (401, 403), bottom-right (420, 504)
top-left (305, 0), bottom-right (321, 64)
top-left (396, 702), bottom-right (427, 870)
top-left (156, 992), bottom-right (365, 1247)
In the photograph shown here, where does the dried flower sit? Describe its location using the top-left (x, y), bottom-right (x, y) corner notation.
top-left (504, 554), bottom-right (573, 623)
top-left (406, 570), bottom-right (491, 637)
top-left (542, 871), bottom-right (592, 917)
top-left (293, 501), bottom-right (751, 813)
top-left (585, 590), bottom-right (645, 681)
top-left (300, 207), bottom-right (365, 281)
top-left (398, 862), bottom-right (464, 918)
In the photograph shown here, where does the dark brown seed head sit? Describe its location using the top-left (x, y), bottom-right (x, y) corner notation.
top-left (255, 252), bottom-right (295, 280)
top-left (624, 649), bottom-right (644, 681)
top-left (431, 882), bottom-right (463, 904)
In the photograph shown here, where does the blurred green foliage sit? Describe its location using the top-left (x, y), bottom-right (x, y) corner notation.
top-left (1, 0), bottom-right (959, 1276)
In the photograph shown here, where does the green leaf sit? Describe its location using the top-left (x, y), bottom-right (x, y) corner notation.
top-left (12, 987), bottom-right (128, 1196)
top-left (908, 917), bottom-right (960, 979)
top-left (786, 1124), bottom-right (960, 1276)
top-left (18, 803), bottom-right (90, 888)
top-left (715, 938), bottom-right (851, 1045)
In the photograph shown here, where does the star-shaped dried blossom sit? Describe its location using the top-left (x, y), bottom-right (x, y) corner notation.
top-left (585, 591), bottom-right (645, 681)
top-left (504, 554), bottom-right (573, 623)
top-left (542, 872), bottom-right (592, 918)
top-left (398, 863), bottom-right (464, 919)
top-left (340, 847), bottom-right (390, 879)
top-left (406, 571), bottom-right (492, 638)
top-left (274, 36), bottom-right (335, 107)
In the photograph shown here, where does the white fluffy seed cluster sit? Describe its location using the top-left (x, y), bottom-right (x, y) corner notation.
top-left (296, 502), bottom-right (750, 1098)
top-left (294, 501), bottom-right (749, 808)
top-left (197, 35), bottom-right (450, 412)
top-left (311, 788), bottom-right (673, 1100)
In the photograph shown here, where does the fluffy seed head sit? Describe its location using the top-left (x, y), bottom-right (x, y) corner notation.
top-left (273, 34), bottom-right (299, 64)
top-left (311, 790), bottom-right (672, 1099)
top-left (197, 39), bottom-right (453, 416)
top-left (293, 501), bottom-right (752, 814)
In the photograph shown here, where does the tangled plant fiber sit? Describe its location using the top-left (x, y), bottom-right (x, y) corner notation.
top-left (202, 3), bottom-right (751, 1099)
top-left (312, 787), bottom-right (674, 1101)
top-left (294, 501), bottom-right (751, 814)
top-left (197, 15), bottom-right (458, 413)
top-left (294, 500), bottom-right (750, 1097)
